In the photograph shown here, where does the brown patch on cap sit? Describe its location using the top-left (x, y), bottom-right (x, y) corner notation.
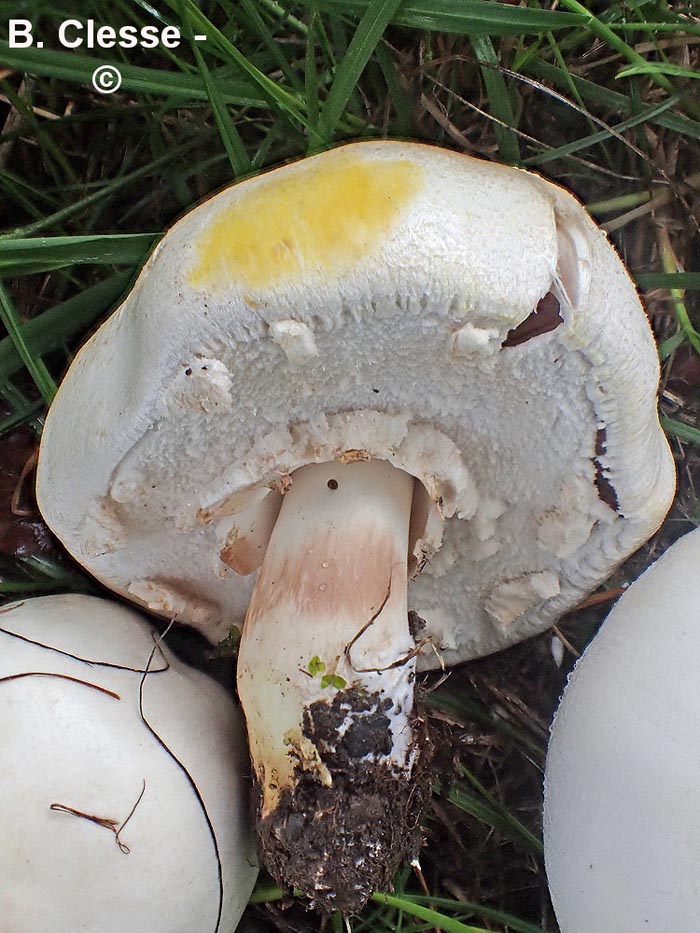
top-left (593, 427), bottom-right (620, 512)
top-left (501, 291), bottom-right (563, 349)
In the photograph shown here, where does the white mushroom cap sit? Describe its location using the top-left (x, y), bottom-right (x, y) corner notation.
top-left (0, 594), bottom-right (257, 932)
top-left (544, 528), bottom-right (700, 932)
top-left (36, 141), bottom-right (674, 662)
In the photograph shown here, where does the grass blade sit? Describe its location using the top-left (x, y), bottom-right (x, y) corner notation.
top-left (179, 1), bottom-right (252, 176)
top-left (618, 63), bottom-right (700, 81)
top-left (444, 778), bottom-right (544, 855)
top-left (662, 416), bottom-right (700, 445)
top-left (394, 896), bottom-right (551, 933)
top-left (159, 0), bottom-right (309, 128)
top-left (555, 0), bottom-right (674, 94)
top-left (248, 882), bottom-right (549, 933)
top-left (0, 39), bottom-right (264, 106)
top-left (6, 135), bottom-right (205, 239)
top-left (524, 93), bottom-right (680, 167)
top-left (375, 41), bottom-right (411, 137)
top-left (304, 12), bottom-right (322, 142)
top-left (370, 892), bottom-right (510, 933)
top-left (637, 273), bottom-right (700, 290)
top-left (426, 689), bottom-right (546, 761)
top-left (239, 0), bottom-right (304, 93)
top-left (296, 0), bottom-right (586, 35)
top-left (0, 397), bottom-right (44, 436)
top-left (319, 0), bottom-right (404, 141)
top-left (0, 272), bottom-right (133, 385)
top-left (0, 579), bottom-right (58, 594)
top-left (0, 235), bottom-right (157, 275)
top-left (527, 60), bottom-right (700, 141)
top-left (0, 282), bottom-right (57, 403)
top-left (470, 35), bottom-right (519, 163)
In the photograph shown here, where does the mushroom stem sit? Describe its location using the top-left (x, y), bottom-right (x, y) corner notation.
top-left (236, 459), bottom-right (426, 913)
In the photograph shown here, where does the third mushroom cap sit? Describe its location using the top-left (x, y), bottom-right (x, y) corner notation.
top-left (36, 141), bottom-right (675, 912)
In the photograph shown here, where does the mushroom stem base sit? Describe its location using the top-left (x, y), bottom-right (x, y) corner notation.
top-left (257, 686), bottom-right (430, 914)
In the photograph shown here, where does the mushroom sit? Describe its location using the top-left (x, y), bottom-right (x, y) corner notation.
top-left (0, 594), bottom-right (257, 932)
top-left (36, 141), bottom-right (675, 911)
top-left (543, 527), bottom-right (700, 932)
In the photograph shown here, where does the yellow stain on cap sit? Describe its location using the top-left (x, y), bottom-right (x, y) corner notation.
top-left (189, 153), bottom-right (423, 292)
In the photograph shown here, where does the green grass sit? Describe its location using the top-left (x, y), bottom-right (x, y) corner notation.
top-left (1, 0), bottom-right (699, 929)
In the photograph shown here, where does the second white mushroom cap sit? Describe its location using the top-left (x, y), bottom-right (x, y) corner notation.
top-left (544, 528), bottom-right (700, 932)
top-left (0, 594), bottom-right (257, 932)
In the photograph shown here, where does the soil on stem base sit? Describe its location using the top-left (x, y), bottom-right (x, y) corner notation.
top-left (256, 685), bottom-right (431, 914)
